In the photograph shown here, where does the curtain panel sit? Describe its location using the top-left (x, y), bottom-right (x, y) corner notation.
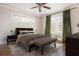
top-left (45, 15), bottom-right (51, 37)
top-left (63, 9), bottom-right (72, 42)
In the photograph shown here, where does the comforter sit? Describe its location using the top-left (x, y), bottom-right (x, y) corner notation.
top-left (16, 34), bottom-right (49, 52)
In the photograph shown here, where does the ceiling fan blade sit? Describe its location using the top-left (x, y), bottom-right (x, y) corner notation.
top-left (31, 6), bottom-right (38, 9)
top-left (36, 3), bottom-right (41, 6)
top-left (36, 3), bottom-right (46, 6)
top-left (41, 3), bottom-right (46, 5)
top-left (43, 6), bottom-right (51, 9)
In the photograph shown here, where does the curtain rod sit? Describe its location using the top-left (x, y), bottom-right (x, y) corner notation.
top-left (48, 7), bottom-right (77, 16)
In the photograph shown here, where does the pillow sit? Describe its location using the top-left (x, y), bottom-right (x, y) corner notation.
top-left (28, 31), bottom-right (34, 33)
top-left (19, 30), bottom-right (34, 35)
top-left (19, 30), bottom-right (28, 35)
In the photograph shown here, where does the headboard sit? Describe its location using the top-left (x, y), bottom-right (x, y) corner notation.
top-left (15, 28), bottom-right (33, 35)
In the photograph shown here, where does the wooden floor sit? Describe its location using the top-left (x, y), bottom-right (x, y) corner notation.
top-left (0, 44), bottom-right (11, 56)
top-left (9, 43), bottom-right (65, 56)
top-left (0, 43), bottom-right (65, 56)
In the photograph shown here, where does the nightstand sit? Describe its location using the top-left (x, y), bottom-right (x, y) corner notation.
top-left (7, 35), bottom-right (17, 45)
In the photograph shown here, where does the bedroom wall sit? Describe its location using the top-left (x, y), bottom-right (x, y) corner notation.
top-left (71, 7), bottom-right (79, 34)
top-left (41, 16), bottom-right (46, 34)
top-left (0, 6), bottom-right (43, 44)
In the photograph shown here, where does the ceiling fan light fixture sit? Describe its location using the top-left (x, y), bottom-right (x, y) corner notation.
top-left (31, 3), bottom-right (51, 12)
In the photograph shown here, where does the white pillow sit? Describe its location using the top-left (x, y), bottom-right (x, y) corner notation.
top-left (19, 30), bottom-right (28, 35)
top-left (19, 30), bottom-right (34, 35)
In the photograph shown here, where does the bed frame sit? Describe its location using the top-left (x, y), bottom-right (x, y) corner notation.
top-left (15, 28), bottom-right (33, 35)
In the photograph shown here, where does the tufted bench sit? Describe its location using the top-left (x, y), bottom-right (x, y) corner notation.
top-left (34, 37), bottom-right (57, 55)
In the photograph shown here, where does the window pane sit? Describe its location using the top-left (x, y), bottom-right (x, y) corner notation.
top-left (51, 13), bottom-right (63, 41)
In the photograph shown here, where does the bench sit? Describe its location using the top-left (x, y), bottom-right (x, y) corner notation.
top-left (33, 37), bottom-right (57, 55)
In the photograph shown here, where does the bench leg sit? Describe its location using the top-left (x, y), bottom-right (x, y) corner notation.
top-left (41, 46), bottom-right (44, 55)
top-left (36, 46), bottom-right (38, 52)
top-left (54, 41), bottom-right (56, 47)
top-left (35, 46), bottom-right (44, 55)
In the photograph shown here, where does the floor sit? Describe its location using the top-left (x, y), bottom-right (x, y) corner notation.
top-left (8, 43), bottom-right (65, 56)
top-left (0, 44), bottom-right (11, 56)
top-left (0, 43), bottom-right (65, 56)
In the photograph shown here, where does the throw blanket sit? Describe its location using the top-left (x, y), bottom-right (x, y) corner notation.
top-left (16, 34), bottom-right (49, 52)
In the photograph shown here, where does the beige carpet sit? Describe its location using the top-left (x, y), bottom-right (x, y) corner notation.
top-left (9, 43), bottom-right (65, 56)
top-left (0, 44), bottom-right (11, 56)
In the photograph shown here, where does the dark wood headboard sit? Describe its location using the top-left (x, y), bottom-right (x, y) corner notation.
top-left (15, 28), bottom-right (33, 35)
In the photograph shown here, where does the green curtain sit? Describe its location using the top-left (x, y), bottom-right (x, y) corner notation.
top-left (63, 9), bottom-right (72, 42)
top-left (45, 15), bottom-right (51, 37)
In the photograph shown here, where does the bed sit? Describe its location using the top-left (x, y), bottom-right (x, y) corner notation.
top-left (15, 28), bottom-right (47, 51)
top-left (15, 28), bottom-right (57, 53)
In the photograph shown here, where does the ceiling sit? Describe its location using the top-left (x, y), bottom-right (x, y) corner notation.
top-left (0, 3), bottom-right (78, 17)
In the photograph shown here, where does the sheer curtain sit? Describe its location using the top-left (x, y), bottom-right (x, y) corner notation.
top-left (51, 13), bottom-right (63, 41)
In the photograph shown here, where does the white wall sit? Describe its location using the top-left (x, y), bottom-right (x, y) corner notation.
top-left (0, 6), bottom-right (43, 44)
top-left (71, 7), bottom-right (79, 34)
top-left (41, 16), bottom-right (46, 34)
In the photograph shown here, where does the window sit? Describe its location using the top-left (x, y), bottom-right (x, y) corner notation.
top-left (51, 13), bottom-right (63, 41)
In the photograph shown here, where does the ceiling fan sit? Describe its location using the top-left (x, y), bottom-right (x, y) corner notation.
top-left (31, 3), bottom-right (51, 12)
